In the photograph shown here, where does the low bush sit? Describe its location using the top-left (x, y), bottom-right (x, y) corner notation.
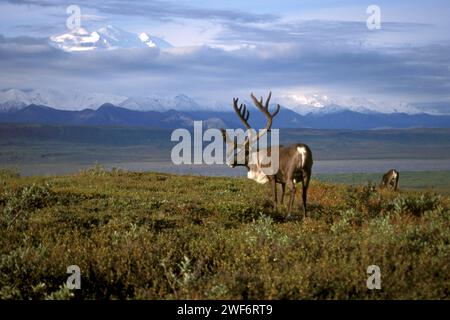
top-left (0, 172), bottom-right (448, 299)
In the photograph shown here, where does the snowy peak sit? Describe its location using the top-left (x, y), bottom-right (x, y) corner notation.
top-left (138, 32), bottom-right (173, 49)
top-left (0, 88), bottom-right (127, 111)
top-left (119, 96), bottom-right (173, 111)
top-left (1, 88), bottom-right (440, 115)
top-left (50, 27), bottom-right (102, 52)
top-left (0, 89), bottom-right (29, 112)
top-left (96, 25), bottom-right (147, 49)
top-left (279, 93), bottom-right (422, 115)
top-left (173, 94), bottom-right (200, 110)
top-left (49, 25), bottom-right (173, 52)
top-left (119, 94), bottom-right (204, 112)
top-left (0, 89), bottom-right (202, 112)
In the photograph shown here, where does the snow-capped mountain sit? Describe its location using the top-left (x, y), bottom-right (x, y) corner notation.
top-left (2, 88), bottom-right (450, 129)
top-left (279, 93), bottom-right (422, 115)
top-left (0, 88), bottom-right (127, 111)
top-left (119, 94), bottom-right (206, 112)
top-left (1, 88), bottom-right (440, 116)
top-left (0, 89), bottom-right (204, 112)
top-left (138, 32), bottom-right (172, 49)
top-left (173, 94), bottom-right (202, 111)
top-left (118, 96), bottom-right (171, 111)
top-left (0, 88), bottom-right (30, 112)
top-left (49, 25), bottom-right (173, 52)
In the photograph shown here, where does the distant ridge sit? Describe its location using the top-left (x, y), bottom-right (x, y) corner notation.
top-left (1, 103), bottom-right (450, 129)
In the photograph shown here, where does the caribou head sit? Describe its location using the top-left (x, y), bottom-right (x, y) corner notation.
top-left (221, 92), bottom-right (280, 184)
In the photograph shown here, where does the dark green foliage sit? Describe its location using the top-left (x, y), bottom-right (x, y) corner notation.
top-left (1, 182), bottom-right (55, 228)
top-left (391, 193), bottom-right (442, 216)
top-left (0, 168), bottom-right (449, 299)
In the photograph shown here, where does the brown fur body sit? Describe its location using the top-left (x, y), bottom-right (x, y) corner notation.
top-left (380, 169), bottom-right (399, 191)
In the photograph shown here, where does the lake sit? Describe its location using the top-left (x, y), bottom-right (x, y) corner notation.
top-left (9, 158), bottom-right (450, 177)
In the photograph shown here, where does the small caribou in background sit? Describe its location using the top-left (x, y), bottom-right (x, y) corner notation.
top-left (380, 169), bottom-right (399, 191)
top-left (222, 92), bottom-right (313, 218)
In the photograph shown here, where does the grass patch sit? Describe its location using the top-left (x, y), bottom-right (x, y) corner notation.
top-left (0, 168), bottom-right (449, 299)
top-left (317, 171), bottom-right (450, 194)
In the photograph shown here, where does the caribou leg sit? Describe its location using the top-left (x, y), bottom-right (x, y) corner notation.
top-left (270, 177), bottom-right (278, 211)
top-left (286, 180), bottom-right (296, 218)
top-left (301, 170), bottom-right (311, 218)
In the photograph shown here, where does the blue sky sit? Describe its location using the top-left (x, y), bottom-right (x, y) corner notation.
top-left (0, 0), bottom-right (449, 109)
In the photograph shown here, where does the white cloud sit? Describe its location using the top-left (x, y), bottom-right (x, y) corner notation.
top-left (0, 1), bottom-right (449, 112)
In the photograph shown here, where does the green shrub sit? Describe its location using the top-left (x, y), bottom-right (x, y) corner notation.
top-left (344, 183), bottom-right (379, 215)
top-left (331, 208), bottom-right (361, 233)
top-left (1, 183), bottom-right (54, 228)
top-left (0, 168), bottom-right (20, 179)
top-left (78, 164), bottom-right (125, 177)
top-left (0, 172), bottom-right (449, 299)
top-left (44, 284), bottom-right (75, 300)
top-left (392, 193), bottom-right (441, 216)
top-left (246, 214), bottom-right (289, 246)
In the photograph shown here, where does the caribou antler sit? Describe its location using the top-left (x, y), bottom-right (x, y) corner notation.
top-left (249, 91), bottom-right (280, 142)
top-left (232, 97), bottom-right (251, 130)
top-left (232, 91), bottom-right (280, 135)
top-left (228, 92), bottom-right (281, 147)
top-left (224, 91), bottom-right (281, 164)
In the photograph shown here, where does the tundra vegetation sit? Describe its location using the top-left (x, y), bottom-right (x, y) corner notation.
top-left (0, 166), bottom-right (449, 299)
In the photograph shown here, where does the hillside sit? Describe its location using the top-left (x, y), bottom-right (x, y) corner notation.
top-left (0, 168), bottom-right (449, 299)
top-left (2, 103), bottom-right (450, 129)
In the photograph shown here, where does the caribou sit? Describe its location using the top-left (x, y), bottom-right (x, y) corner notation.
top-left (222, 92), bottom-right (313, 218)
top-left (380, 169), bottom-right (399, 191)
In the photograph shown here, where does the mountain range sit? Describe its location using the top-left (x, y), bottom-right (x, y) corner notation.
top-left (1, 102), bottom-right (450, 130)
top-left (1, 88), bottom-right (450, 129)
top-left (2, 88), bottom-right (446, 114)
top-left (49, 25), bottom-right (173, 52)
top-left (0, 89), bottom-right (202, 112)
